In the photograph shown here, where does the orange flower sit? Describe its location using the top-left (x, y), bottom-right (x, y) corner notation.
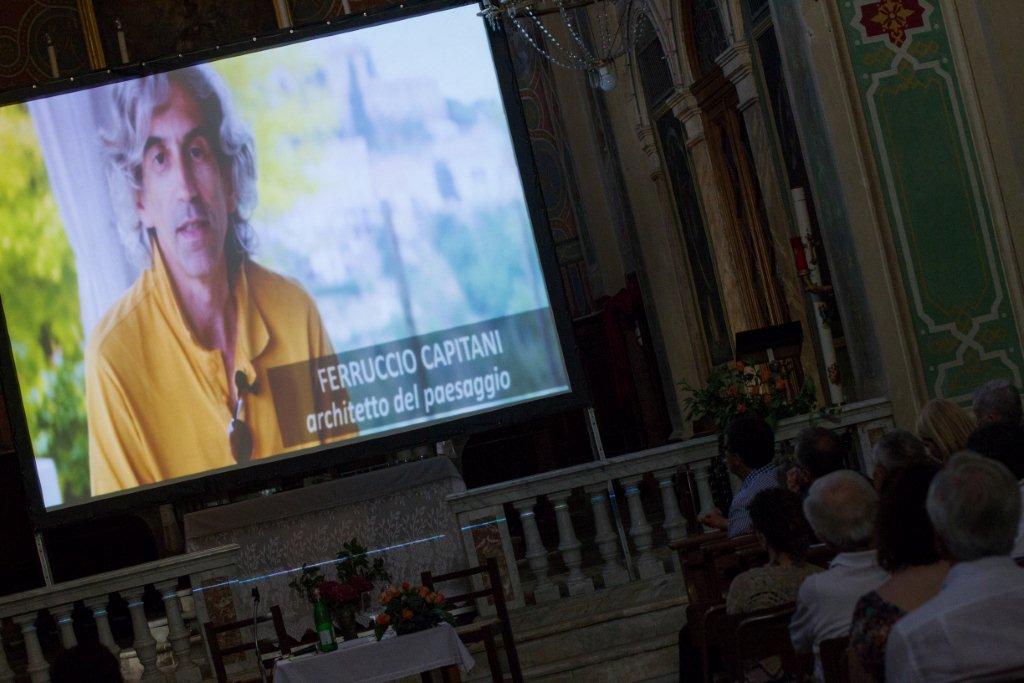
top-left (734, 361), bottom-right (745, 371)
top-left (433, 592), bottom-right (445, 605)
top-left (775, 378), bottom-right (787, 391)
top-left (376, 613), bottom-right (390, 626)
top-left (737, 403), bottom-right (747, 413)
top-left (726, 386), bottom-right (738, 398)
top-left (380, 590), bottom-right (393, 605)
top-left (418, 586), bottom-right (431, 599)
top-left (402, 609), bottom-right (414, 621)
top-left (401, 581), bottom-right (411, 591)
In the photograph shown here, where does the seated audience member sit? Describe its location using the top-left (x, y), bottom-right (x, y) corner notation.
top-left (886, 453), bottom-right (1024, 681)
top-left (915, 398), bottom-right (975, 463)
top-left (51, 642), bottom-right (123, 683)
top-left (698, 416), bottom-right (779, 537)
top-left (972, 378), bottom-right (1022, 426)
top-left (849, 460), bottom-right (947, 681)
top-left (967, 423), bottom-right (1024, 558)
top-left (869, 428), bottom-right (930, 491)
top-left (786, 427), bottom-right (847, 497)
top-left (790, 471), bottom-right (888, 678)
top-left (727, 488), bottom-right (822, 614)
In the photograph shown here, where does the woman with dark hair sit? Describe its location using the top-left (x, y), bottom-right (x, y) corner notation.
top-left (849, 459), bottom-right (948, 680)
top-left (726, 487), bottom-right (822, 613)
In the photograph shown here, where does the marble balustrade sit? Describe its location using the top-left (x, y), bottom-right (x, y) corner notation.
top-left (0, 544), bottom-right (241, 683)
top-left (447, 398), bottom-right (893, 606)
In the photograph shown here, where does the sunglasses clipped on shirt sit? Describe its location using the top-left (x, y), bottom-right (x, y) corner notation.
top-left (228, 370), bottom-right (256, 462)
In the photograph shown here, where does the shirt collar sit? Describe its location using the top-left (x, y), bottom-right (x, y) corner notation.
top-left (943, 555), bottom-right (1017, 589)
top-left (742, 463), bottom-right (776, 486)
top-left (829, 549), bottom-right (879, 570)
top-left (150, 240), bottom-right (269, 385)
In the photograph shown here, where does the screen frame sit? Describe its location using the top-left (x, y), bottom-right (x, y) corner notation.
top-left (0, 0), bottom-right (590, 528)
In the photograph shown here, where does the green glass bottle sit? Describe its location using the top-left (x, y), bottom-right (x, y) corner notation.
top-left (314, 589), bottom-right (337, 653)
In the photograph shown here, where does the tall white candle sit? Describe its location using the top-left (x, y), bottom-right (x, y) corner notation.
top-left (116, 19), bottom-right (129, 64)
top-left (273, 0), bottom-right (293, 28)
top-left (46, 34), bottom-right (59, 78)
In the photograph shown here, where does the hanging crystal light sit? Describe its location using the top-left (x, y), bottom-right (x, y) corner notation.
top-left (479, 0), bottom-right (650, 91)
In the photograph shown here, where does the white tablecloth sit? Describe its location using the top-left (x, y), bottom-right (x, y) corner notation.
top-left (274, 623), bottom-right (475, 683)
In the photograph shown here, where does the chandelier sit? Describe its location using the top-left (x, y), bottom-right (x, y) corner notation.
top-left (479, 0), bottom-right (650, 91)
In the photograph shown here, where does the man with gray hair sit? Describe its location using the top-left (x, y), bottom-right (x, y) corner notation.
top-left (86, 64), bottom-right (343, 495)
top-left (870, 428), bottom-right (930, 491)
top-left (790, 470), bottom-right (888, 679)
top-left (886, 453), bottom-right (1024, 681)
top-left (972, 378), bottom-right (1023, 427)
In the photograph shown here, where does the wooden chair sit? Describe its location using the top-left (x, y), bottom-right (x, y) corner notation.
top-left (203, 605), bottom-right (291, 683)
top-left (820, 636), bottom-right (850, 683)
top-left (721, 603), bottom-right (802, 682)
top-left (701, 603), bottom-right (801, 682)
top-left (421, 557), bottom-right (523, 683)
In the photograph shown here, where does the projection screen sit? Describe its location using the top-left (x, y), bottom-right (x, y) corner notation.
top-left (0, 3), bottom-right (581, 518)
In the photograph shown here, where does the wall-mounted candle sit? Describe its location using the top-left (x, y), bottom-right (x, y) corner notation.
top-left (46, 33), bottom-right (59, 78)
top-left (116, 19), bottom-right (129, 64)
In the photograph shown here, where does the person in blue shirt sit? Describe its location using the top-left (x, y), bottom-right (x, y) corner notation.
top-left (698, 415), bottom-right (780, 537)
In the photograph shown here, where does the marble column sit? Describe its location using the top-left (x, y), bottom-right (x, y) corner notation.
top-left (512, 498), bottom-right (559, 603)
top-left (123, 587), bottom-right (161, 681)
top-left (621, 476), bottom-right (664, 579)
top-left (157, 580), bottom-right (202, 682)
top-left (51, 604), bottom-right (78, 649)
top-left (83, 595), bottom-right (119, 657)
top-left (716, 40), bottom-right (825, 393)
top-left (692, 461), bottom-right (717, 532)
top-left (585, 484), bottom-right (630, 587)
top-left (0, 626), bottom-right (16, 682)
top-left (12, 613), bottom-right (48, 683)
top-left (655, 468), bottom-right (688, 545)
top-left (549, 490), bottom-right (594, 596)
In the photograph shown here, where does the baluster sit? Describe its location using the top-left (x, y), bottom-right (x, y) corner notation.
top-left (621, 475), bottom-right (665, 579)
top-left (51, 604), bottom-right (78, 649)
top-left (12, 613), bottom-right (49, 683)
top-left (585, 484), bottom-right (629, 588)
top-left (655, 468), bottom-right (688, 544)
top-left (692, 461), bottom-right (717, 532)
top-left (123, 587), bottom-right (162, 681)
top-left (0, 626), bottom-right (16, 682)
top-left (156, 580), bottom-right (202, 682)
top-left (549, 490), bottom-right (594, 596)
top-left (512, 498), bottom-right (560, 602)
top-left (84, 595), bottom-right (119, 657)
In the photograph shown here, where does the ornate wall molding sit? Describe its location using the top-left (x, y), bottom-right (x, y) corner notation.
top-left (839, 0), bottom-right (1023, 400)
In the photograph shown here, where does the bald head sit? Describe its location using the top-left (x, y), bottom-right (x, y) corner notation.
top-left (804, 470), bottom-right (879, 551)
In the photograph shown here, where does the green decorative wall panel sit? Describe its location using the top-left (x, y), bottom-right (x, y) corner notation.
top-left (839, 0), bottom-right (1022, 400)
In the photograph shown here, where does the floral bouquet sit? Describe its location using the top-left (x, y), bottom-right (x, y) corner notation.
top-left (681, 360), bottom-right (818, 432)
top-left (373, 582), bottom-right (454, 640)
top-left (288, 538), bottom-right (392, 640)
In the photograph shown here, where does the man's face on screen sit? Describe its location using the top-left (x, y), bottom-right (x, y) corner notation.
top-left (136, 83), bottom-right (235, 282)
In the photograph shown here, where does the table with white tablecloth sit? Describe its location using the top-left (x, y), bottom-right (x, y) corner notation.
top-left (274, 623), bottom-right (475, 683)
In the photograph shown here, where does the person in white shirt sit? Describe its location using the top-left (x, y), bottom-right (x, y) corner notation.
top-left (886, 452), bottom-right (1024, 682)
top-left (965, 422), bottom-right (1024, 558)
top-left (789, 470), bottom-right (888, 679)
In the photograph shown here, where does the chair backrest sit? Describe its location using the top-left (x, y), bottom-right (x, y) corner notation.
top-left (678, 533), bottom-right (758, 605)
top-left (820, 636), bottom-right (851, 683)
top-left (724, 603), bottom-right (801, 681)
top-left (423, 557), bottom-right (523, 683)
top-left (203, 604), bottom-right (290, 683)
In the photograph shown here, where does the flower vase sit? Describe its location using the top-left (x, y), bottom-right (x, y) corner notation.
top-left (332, 607), bottom-right (360, 641)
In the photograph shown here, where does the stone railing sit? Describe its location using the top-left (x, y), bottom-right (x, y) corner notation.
top-left (0, 544), bottom-right (241, 682)
top-left (447, 398), bottom-right (894, 607)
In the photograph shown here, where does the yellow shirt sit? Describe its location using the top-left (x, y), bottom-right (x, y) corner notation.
top-left (86, 248), bottom-right (340, 496)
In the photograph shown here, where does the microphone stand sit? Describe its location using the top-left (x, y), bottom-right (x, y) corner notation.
top-left (251, 587), bottom-right (268, 683)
